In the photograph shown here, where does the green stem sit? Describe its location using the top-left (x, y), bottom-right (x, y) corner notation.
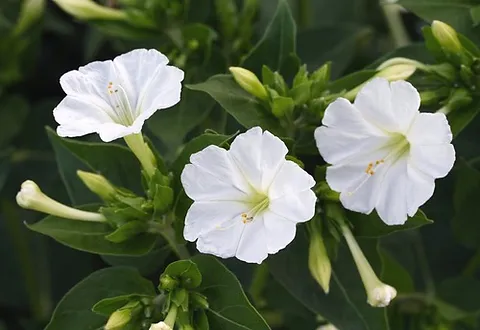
top-left (149, 223), bottom-right (190, 260)
top-left (249, 263), bottom-right (269, 308)
top-left (164, 304), bottom-right (178, 328)
top-left (463, 248), bottom-right (480, 277)
top-left (124, 134), bottom-right (157, 178)
top-left (381, 2), bottom-right (410, 48)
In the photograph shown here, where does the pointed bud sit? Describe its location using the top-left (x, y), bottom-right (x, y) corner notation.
top-left (77, 170), bottom-right (117, 201)
top-left (16, 180), bottom-right (106, 222)
top-left (105, 309), bottom-right (132, 330)
top-left (316, 324), bottom-right (339, 330)
top-left (229, 67), bottom-right (268, 100)
top-left (377, 57), bottom-right (427, 71)
top-left (339, 216), bottom-right (397, 307)
top-left (308, 217), bottom-right (332, 294)
top-left (419, 87), bottom-right (450, 106)
top-left (438, 88), bottom-right (472, 115)
top-left (431, 20), bottom-right (463, 58)
top-left (149, 321), bottom-right (172, 330)
top-left (52, 0), bottom-right (127, 21)
top-left (376, 63), bottom-right (417, 81)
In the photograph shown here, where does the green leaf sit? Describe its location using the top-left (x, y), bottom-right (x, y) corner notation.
top-left (452, 158), bottom-right (480, 248)
top-left (192, 255), bottom-right (271, 330)
top-left (297, 25), bottom-right (370, 78)
top-left (147, 89), bottom-right (216, 152)
top-left (438, 276), bottom-right (480, 316)
top-left (46, 127), bottom-right (143, 205)
top-left (242, 0), bottom-right (296, 74)
top-left (26, 204), bottom-right (156, 256)
top-left (327, 70), bottom-right (377, 94)
top-left (268, 228), bottom-right (389, 330)
top-left (350, 210), bottom-right (433, 238)
top-left (187, 75), bottom-right (283, 135)
top-left (379, 249), bottom-right (415, 294)
top-left (92, 294), bottom-right (150, 316)
top-left (448, 99), bottom-right (480, 137)
top-left (45, 267), bottom-right (155, 330)
top-left (162, 260), bottom-right (202, 290)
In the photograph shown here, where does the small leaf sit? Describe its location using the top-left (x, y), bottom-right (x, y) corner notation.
top-left (105, 221), bottom-right (148, 243)
top-left (162, 260), bottom-right (202, 290)
top-left (45, 267), bottom-right (155, 330)
top-left (26, 204), bottom-right (156, 256)
top-left (93, 294), bottom-right (150, 316)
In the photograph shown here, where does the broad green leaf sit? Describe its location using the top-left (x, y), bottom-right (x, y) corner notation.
top-left (192, 255), bottom-right (271, 330)
top-left (26, 204), bottom-right (156, 256)
top-left (379, 249), bottom-right (415, 294)
top-left (45, 267), bottom-right (155, 330)
top-left (448, 99), bottom-right (480, 137)
top-left (147, 89), bottom-right (216, 152)
top-left (268, 228), bottom-right (389, 330)
top-left (187, 75), bottom-right (283, 136)
top-left (351, 210), bottom-right (433, 238)
top-left (242, 0), bottom-right (296, 74)
top-left (297, 25), bottom-right (371, 78)
top-left (452, 158), bottom-right (480, 248)
top-left (46, 127), bottom-right (143, 205)
top-left (327, 70), bottom-right (377, 94)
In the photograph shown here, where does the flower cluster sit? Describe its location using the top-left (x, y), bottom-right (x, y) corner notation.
top-left (16, 44), bottom-right (457, 316)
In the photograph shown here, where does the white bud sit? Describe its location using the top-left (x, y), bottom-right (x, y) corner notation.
top-left (52, 0), bottom-right (127, 21)
top-left (149, 321), bottom-right (172, 330)
top-left (367, 283), bottom-right (397, 307)
top-left (16, 180), bottom-right (106, 222)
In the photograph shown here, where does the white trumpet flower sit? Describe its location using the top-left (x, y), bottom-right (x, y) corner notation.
top-left (54, 48), bottom-right (184, 142)
top-left (181, 127), bottom-right (317, 263)
top-left (315, 78), bottom-right (455, 225)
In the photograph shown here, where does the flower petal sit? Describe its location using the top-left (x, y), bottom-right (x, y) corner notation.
top-left (97, 122), bottom-right (136, 142)
top-left (375, 156), bottom-right (408, 225)
top-left (183, 200), bottom-right (246, 241)
top-left (230, 127), bottom-right (288, 191)
top-left (181, 152), bottom-right (249, 202)
top-left (409, 144), bottom-right (455, 178)
top-left (113, 49), bottom-right (184, 119)
top-left (263, 212), bottom-right (297, 254)
top-left (407, 112), bottom-right (453, 145)
top-left (268, 161), bottom-right (315, 199)
top-left (269, 189), bottom-right (316, 223)
top-left (406, 164), bottom-right (435, 216)
top-left (54, 96), bottom-right (112, 138)
top-left (236, 217), bottom-right (268, 263)
top-left (354, 78), bottom-right (399, 132)
top-left (196, 221), bottom-right (244, 259)
top-left (390, 80), bottom-right (420, 132)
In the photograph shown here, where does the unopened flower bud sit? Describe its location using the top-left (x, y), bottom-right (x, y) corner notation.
top-left (229, 67), bottom-right (268, 100)
top-left (438, 88), bottom-right (472, 115)
top-left (16, 180), bottom-right (106, 222)
top-left (159, 274), bottom-right (179, 291)
top-left (316, 324), bottom-right (339, 330)
top-left (77, 170), bottom-right (117, 201)
top-left (376, 63), bottom-right (417, 81)
top-left (105, 309), bottom-right (132, 330)
top-left (340, 218), bottom-right (397, 307)
top-left (431, 20), bottom-right (463, 58)
top-left (377, 57), bottom-right (427, 71)
top-left (308, 221), bottom-right (332, 294)
top-left (149, 321), bottom-right (172, 330)
top-left (52, 0), bottom-right (127, 21)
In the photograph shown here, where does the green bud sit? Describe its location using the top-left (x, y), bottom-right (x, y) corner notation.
top-left (105, 221), bottom-right (147, 243)
top-left (419, 87), bottom-right (450, 106)
top-left (272, 71), bottom-right (288, 96)
top-left (308, 218), bottom-right (332, 294)
top-left (293, 64), bottom-right (309, 88)
top-left (442, 88), bottom-right (473, 114)
top-left (52, 0), bottom-right (128, 21)
top-left (308, 98), bottom-right (327, 118)
top-left (375, 63), bottom-right (417, 81)
top-left (159, 274), bottom-right (179, 292)
top-left (290, 81), bottom-right (312, 106)
top-left (229, 67), bottom-right (268, 100)
top-left (105, 309), bottom-right (132, 330)
top-left (190, 292), bottom-right (209, 310)
top-left (460, 64), bottom-right (475, 88)
top-left (77, 170), bottom-right (117, 201)
top-left (311, 62), bottom-right (331, 98)
top-left (424, 63), bottom-right (457, 82)
top-left (431, 20), bottom-right (463, 59)
top-left (271, 96), bottom-right (295, 118)
top-left (316, 182), bottom-right (340, 201)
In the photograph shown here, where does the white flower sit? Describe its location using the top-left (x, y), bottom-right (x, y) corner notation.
top-left (315, 78), bottom-right (455, 225)
top-left (54, 48), bottom-right (184, 142)
top-left (149, 321), bottom-right (171, 330)
top-left (181, 127), bottom-right (317, 264)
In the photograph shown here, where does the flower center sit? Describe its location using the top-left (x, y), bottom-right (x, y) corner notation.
top-left (347, 133), bottom-right (410, 196)
top-left (106, 81), bottom-right (135, 126)
top-left (241, 193), bottom-right (270, 224)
